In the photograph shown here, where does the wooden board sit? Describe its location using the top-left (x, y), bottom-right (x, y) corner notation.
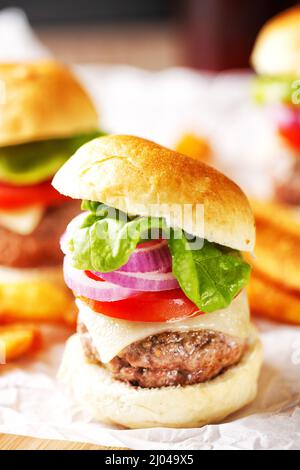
top-left (0, 433), bottom-right (127, 450)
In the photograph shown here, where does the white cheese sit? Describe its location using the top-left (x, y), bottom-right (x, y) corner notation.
top-left (77, 290), bottom-right (250, 364)
top-left (0, 205), bottom-right (44, 235)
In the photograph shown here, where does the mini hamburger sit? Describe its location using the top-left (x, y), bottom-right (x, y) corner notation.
top-left (53, 135), bottom-right (262, 429)
top-left (251, 5), bottom-right (300, 205)
top-left (0, 61), bottom-right (101, 321)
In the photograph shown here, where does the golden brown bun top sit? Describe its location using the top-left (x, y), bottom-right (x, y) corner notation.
top-left (0, 60), bottom-right (98, 146)
top-left (53, 135), bottom-right (255, 251)
top-left (251, 6), bottom-right (300, 76)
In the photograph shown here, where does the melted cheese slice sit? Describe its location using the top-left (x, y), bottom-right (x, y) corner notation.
top-left (78, 290), bottom-right (250, 364)
top-left (0, 205), bottom-right (44, 235)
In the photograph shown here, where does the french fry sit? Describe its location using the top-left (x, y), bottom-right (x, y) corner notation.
top-left (248, 272), bottom-right (300, 325)
top-left (0, 324), bottom-right (41, 362)
top-left (0, 280), bottom-right (76, 326)
top-left (176, 133), bottom-right (212, 164)
top-left (251, 199), bottom-right (300, 236)
top-left (246, 199), bottom-right (300, 293)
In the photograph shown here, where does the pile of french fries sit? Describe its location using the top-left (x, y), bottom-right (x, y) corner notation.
top-left (177, 134), bottom-right (300, 325)
top-left (0, 289), bottom-right (76, 364)
top-left (247, 200), bottom-right (300, 324)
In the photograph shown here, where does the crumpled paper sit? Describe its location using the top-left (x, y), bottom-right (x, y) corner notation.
top-left (0, 8), bottom-right (300, 450)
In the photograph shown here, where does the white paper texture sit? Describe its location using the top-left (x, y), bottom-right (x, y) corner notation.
top-left (0, 9), bottom-right (299, 450)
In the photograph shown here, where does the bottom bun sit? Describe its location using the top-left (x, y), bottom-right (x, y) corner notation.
top-left (59, 327), bottom-right (263, 429)
top-left (0, 266), bottom-right (75, 324)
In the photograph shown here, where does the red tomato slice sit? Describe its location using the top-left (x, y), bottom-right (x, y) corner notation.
top-left (0, 180), bottom-right (68, 209)
top-left (85, 271), bottom-right (104, 282)
top-left (81, 288), bottom-right (202, 323)
top-left (137, 240), bottom-right (162, 249)
top-left (272, 105), bottom-right (300, 151)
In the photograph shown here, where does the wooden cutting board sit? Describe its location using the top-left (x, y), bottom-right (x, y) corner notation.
top-left (0, 433), bottom-right (126, 450)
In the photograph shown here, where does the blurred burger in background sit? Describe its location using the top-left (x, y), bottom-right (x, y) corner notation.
top-left (251, 5), bottom-right (300, 206)
top-left (0, 60), bottom-right (101, 324)
top-left (250, 7), bottom-right (300, 325)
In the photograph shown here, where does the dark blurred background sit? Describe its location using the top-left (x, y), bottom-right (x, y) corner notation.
top-left (2, 0), bottom-right (171, 23)
top-left (2, 0), bottom-right (299, 69)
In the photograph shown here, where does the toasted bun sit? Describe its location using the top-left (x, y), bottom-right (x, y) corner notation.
top-left (59, 330), bottom-right (262, 429)
top-left (0, 266), bottom-right (74, 324)
top-left (0, 61), bottom-right (98, 146)
top-left (53, 135), bottom-right (255, 251)
top-left (251, 6), bottom-right (300, 76)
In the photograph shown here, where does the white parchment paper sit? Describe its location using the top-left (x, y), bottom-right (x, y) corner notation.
top-left (1, 322), bottom-right (300, 449)
top-left (0, 9), bottom-right (299, 450)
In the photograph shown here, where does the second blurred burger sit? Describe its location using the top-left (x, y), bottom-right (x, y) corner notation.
top-left (0, 60), bottom-right (101, 324)
top-left (251, 5), bottom-right (300, 205)
top-left (247, 6), bottom-right (300, 325)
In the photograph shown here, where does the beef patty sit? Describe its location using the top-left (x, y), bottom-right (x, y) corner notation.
top-left (0, 201), bottom-right (80, 268)
top-left (78, 322), bottom-right (246, 388)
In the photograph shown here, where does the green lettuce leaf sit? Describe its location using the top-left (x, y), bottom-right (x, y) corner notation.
top-left (252, 75), bottom-right (296, 105)
top-left (0, 130), bottom-right (104, 185)
top-left (69, 201), bottom-right (165, 272)
top-left (68, 201), bottom-right (251, 313)
top-left (168, 232), bottom-right (251, 312)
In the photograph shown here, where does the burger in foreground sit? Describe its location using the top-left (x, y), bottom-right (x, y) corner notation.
top-left (53, 135), bottom-right (262, 429)
top-left (251, 5), bottom-right (300, 205)
top-left (0, 61), bottom-right (101, 322)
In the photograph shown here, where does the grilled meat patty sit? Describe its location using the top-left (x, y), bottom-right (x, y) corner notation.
top-left (0, 201), bottom-right (80, 268)
top-left (78, 322), bottom-right (246, 388)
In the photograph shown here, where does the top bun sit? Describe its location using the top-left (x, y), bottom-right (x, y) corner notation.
top-left (53, 135), bottom-right (255, 251)
top-left (251, 6), bottom-right (300, 76)
top-left (0, 60), bottom-right (98, 146)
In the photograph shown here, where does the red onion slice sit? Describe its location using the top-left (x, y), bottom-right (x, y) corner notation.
top-left (119, 240), bottom-right (172, 273)
top-left (61, 230), bottom-right (171, 274)
top-left (93, 269), bottom-right (179, 291)
top-left (63, 257), bottom-right (138, 302)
